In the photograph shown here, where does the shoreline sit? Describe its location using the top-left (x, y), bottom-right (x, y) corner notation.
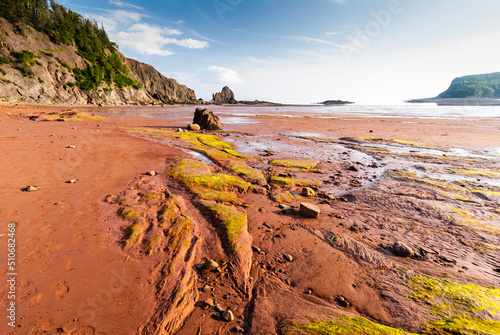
top-left (1, 104), bottom-right (499, 334)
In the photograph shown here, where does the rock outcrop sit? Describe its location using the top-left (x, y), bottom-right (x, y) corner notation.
top-left (122, 56), bottom-right (197, 104)
top-left (212, 86), bottom-right (237, 104)
top-left (0, 18), bottom-right (197, 105)
top-left (193, 108), bottom-right (221, 130)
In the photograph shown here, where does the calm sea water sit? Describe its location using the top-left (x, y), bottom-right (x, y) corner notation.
top-left (98, 103), bottom-right (500, 120)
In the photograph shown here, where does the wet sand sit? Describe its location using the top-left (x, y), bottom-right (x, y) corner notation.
top-left (1, 104), bottom-right (499, 334)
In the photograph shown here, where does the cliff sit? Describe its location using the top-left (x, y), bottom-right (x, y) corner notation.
top-left (0, 16), bottom-right (196, 105)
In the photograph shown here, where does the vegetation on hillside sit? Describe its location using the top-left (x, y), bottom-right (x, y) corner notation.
top-left (0, 0), bottom-right (141, 91)
top-left (438, 72), bottom-right (500, 99)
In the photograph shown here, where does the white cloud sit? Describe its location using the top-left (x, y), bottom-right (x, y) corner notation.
top-left (86, 10), bottom-right (148, 32)
top-left (199, 66), bottom-right (242, 84)
top-left (326, 31), bottom-right (339, 35)
top-left (112, 23), bottom-right (207, 56)
top-left (287, 35), bottom-right (345, 49)
top-left (107, 0), bottom-right (143, 10)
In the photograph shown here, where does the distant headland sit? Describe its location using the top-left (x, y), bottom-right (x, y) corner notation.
top-left (408, 72), bottom-right (500, 106)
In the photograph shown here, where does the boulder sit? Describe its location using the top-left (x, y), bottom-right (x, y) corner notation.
top-left (392, 241), bottom-right (414, 258)
top-left (212, 86), bottom-right (237, 104)
top-left (299, 203), bottom-right (320, 218)
top-left (187, 123), bottom-right (201, 131)
top-left (193, 108), bottom-right (221, 131)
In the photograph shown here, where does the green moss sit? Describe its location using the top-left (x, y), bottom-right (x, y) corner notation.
top-left (283, 316), bottom-right (415, 335)
top-left (230, 165), bottom-right (267, 185)
top-left (423, 315), bottom-right (500, 335)
top-left (191, 186), bottom-right (244, 205)
top-left (270, 159), bottom-right (318, 170)
top-left (451, 169), bottom-right (500, 179)
top-left (119, 208), bottom-right (139, 219)
top-left (200, 200), bottom-right (247, 252)
top-left (125, 223), bottom-right (141, 243)
top-left (409, 276), bottom-right (500, 314)
top-left (409, 275), bottom-right (500, 334)
top-left (158, 200), bottom-right (179, 228)
top-left (270, 176), bottom-right (321, 188)
top-left (168, 159), bottom-right (213, 179)
top-left (145, 235), bottom-right (162, 253)
top-left (184, 174), bottom-right (250, 192)
top-left (165, 215), bottom-right (192, 251)
top-left (270, 190), bottom-right (295, 203)
top-left (0, 78), bottom-right (11, 84)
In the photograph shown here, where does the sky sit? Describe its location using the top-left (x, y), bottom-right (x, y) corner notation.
top-left (58, 0), bottom-right (500, 104)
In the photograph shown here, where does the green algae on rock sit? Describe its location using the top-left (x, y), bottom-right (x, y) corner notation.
top-left (282, 316), bottom-right (415, 335)
top-left (200, 200), bottom-right (247, 252)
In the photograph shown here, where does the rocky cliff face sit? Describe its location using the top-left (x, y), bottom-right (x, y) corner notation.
top-left (0, 18), bottom-right (197, 105)
top-left (122, 56), bottom-right (196, 104)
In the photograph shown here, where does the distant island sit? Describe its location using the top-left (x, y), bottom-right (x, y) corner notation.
top-left (408, 72), bottom-right (500, 106)
top-left (320, 100), bottom-right (354, 106)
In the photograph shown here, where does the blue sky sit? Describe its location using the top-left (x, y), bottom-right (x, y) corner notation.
top-left (59, 0), bottom-right (500, 104)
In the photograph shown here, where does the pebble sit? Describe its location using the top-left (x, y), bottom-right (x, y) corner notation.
top-left (204, 298), bottom-right (214, 307)
top-left (347, 165), bottom-right (360, 172)
top-left (26, 185), bottom-right (38, 192)
top-left (147, 171), bottom-right (156, 176)
top-left (204, 260), bottom-right (219, 270)
top-left (67, 145), bottom-right (76, 149)
top-left (221, 309), bottom-right (234, 322)
top-left (67, 180), bottom-right (77, 184)
top-left (283, 254), bottom-right (293, 262)
top-left (392, 241), bottom-right (414, 258)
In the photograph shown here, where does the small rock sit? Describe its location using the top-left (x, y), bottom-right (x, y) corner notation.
top-left (147, 171), bottom-right (156, 176)
top-left (203, 284), bottom-right (215, 292)
top-left (26, 185), bottom-right (38, 192)
top-left (67, 145), bottom-right (76, 149)
top-left (263, 184), bottom-right (271, 190)
top-left (299, 203), bottom-right (320, 218)
top-left (305, 288), bottom-right (313, 295)
top-left (347, 165), bottom-right (360, 172)
top-left (187, 123), bottom-right (201, 131)
top-left (301, 187), bottom-right (316, 197)
top-left (67, 180), bottom-right (77, 184)
top-left (336, 295), bottom-right (351, 307)
top-left (176, 128), bottom-right (184, 133)
top-left (252, 246), bottom-right (262, 253)
top-left (72, 127), bottom-right (77, 130)
top-left (204, 298), bottom-right (214, 307)
top-left (392, 241), bottom-right (414, 258)
top-left (283, 254), bottom-right (293, 262)
top-left (204, 259), bottom-right (219, 270)
top-left (214, 303), bottom-right (224, 312)
top-left (221, 309), bottom-right (234, 322)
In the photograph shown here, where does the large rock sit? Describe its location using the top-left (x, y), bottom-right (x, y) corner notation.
top-left (193, 108), bottom-right (221, 130)
top-left (212, 86), bottom-right (237, 104)
top-left (299, 203), bottom-right (321, 218)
